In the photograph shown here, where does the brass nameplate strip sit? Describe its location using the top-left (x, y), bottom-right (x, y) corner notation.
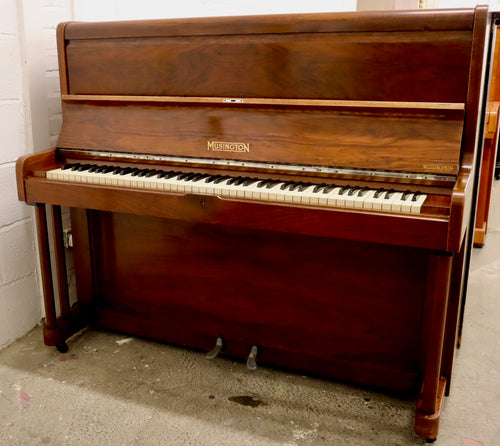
top-left (58, 149), bottom-right (457, 183)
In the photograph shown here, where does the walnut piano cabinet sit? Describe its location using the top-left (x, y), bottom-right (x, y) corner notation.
top-left (17, 7), bottom-right (489, 442)
top-left (474, 14), bottom-right (500, 247)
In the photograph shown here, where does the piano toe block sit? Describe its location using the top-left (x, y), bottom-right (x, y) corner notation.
top-left (414, 378), bottom-right (447, 441)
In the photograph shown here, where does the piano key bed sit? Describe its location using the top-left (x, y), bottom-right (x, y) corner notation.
top-left (47, 163), bottom-right (428, 214)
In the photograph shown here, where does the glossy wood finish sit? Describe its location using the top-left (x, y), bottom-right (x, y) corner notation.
top-left (16, 7), bottom-right (489, 441)
top-left (25, 177), bottom-right (451, 249)
top-left (57, 100), bottom-right (464, 175)
top-left (64, 31), bottom-right (472, 102)
top-left (51, 205), bottom-right (70, 319)
top-left (474, 19), bottom-right (500, 247)
top-left (85, 211), bottom-right (427, 391)
top-left (34, 205), bottom-right (56, 329)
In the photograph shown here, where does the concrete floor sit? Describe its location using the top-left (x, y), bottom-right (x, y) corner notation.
top-left (1, 185), bottom-right (500, 446)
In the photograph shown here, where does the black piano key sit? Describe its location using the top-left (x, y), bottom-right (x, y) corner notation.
top-left (61, 163), bottom-right (76, 170)
top-left (183, 173), bottom-right (199, 181)
top-left (213, 176), bottom-right (231, 184)
top-left (402, 190), bottom-right (412, 201)
top-left (243, 178), bottom-right (259, 186)
top-left (204, 175), bottom-right (222, 183)
top-left (192, 174), bottom-right (211, 182)
top-left (164, 171), bottom-right (182, 179)
top-left (266, 181), bottom-right (281, 189)
top-left (373, 188), bottom-right (385, 199)
top-left (119, 167), bottom-right (133, 175)
top-left (76, 164), bottom-right (93, 171)
top-left (338, 186), bottom-right (351, 195)
top-left (322, 185), bottom-right (336, 194)
top-left (69, 163), bottom-right (83, 171)
top-left (347, 188), bottom-right (360, 196)
top-left (357, 189), bottom-right (368, 197)
top-left (234, 177), bottom-right (251, 186)
top-left (314, 184), bottom-right (330, 193)
top-left (145, 170), bottom-right (163, 177)
top-left (288, 182), bottom-right (303, 191)
top-left (280, 181), bottom-right (295, 190)
top-left (298, 183), bottom-right (312, 192)
top-left (384, 190), bottom-right (395, 199)
top-left (137, 169), bottom-right (154, 177)
top-left (157, 170), bottom-right (173, 178)
top-left (226, 176), bottom-right (243, 185)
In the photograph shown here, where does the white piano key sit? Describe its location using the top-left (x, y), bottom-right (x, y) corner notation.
top-left (391, 192), bottom-right (412, 212)
top-left (410, 194), bottom-right (427, 213)
top-left (381, 192), bottom-right (403, 211)
top-left (46, 167), bottom-right (64, 180)
top-left (401, 193), bottom-right (415, 213)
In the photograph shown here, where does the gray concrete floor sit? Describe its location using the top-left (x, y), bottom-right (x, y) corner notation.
top-left (1, 185), bottom-right (500, 446)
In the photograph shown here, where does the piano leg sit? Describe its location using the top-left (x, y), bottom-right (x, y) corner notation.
top-left (441, 235), bottom-right (467, 395)
top-left (35, 204), bottom-right (57, 339)
top-left (52, 205), bottom-right (71, 319)
top-left (35, 204), bottom-right (88, 351)
top-left (415, 251), bottom-right (453, 441)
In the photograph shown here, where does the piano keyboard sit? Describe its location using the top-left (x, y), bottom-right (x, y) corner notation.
top-left (46, 163), bottom-right (428, 214)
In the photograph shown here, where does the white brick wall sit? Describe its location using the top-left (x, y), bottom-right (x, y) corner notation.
top-left (0, 0), bottom-right (72, 349)
top-left (0, 0), bottom-right (40, 349)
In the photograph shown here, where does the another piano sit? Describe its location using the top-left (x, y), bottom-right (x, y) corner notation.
top-left (16, 7), bottom-right (488, 441)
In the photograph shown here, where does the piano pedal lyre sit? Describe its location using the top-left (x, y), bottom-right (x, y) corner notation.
top-left (246, 345), bottom-right (259, 371)
top-left (205, 336), bottom-right (224, 360)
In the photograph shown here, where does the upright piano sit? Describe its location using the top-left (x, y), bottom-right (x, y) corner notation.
top-left (16, 7), bottom-right (488, 441)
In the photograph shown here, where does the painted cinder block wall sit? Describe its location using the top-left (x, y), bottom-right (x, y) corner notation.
top-left (0, 0), bottom-right (72, 349)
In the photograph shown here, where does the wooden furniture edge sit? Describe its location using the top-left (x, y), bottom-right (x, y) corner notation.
top-left (57, 22), bottom-right (70, 95)
top-left (60, 94), bottom-right (465, 111)
top-left (16, 148), bottom-right (57, 202)
top-left (415, 377), bottom-right (447, 441)
top-left (474, 102), bottom-right (500, 246)
top-left (63, 8), bottom-right (475, 40)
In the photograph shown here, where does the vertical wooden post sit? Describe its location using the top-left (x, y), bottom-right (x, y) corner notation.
top-left (34, 204), bottom-right (56, 328)
top-left (415, 251), bottom-right (453, 440)
top-left (52, 205), bottom-right (70, 319)
top-left (441, 235), bottom-right (466, 395)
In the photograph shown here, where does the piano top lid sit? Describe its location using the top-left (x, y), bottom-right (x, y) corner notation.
top-left (62, 8), bottom-right (475, 39)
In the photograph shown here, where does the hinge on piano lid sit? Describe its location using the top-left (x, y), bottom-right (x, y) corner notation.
top-left (223, 98), bottom-right (244, 103)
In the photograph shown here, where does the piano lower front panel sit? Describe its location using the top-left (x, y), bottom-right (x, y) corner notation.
top-left (73, 209), bottom-right (428, 392)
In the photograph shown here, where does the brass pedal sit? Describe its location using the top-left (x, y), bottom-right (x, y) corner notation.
top-left (246, 345), bottom-right (258, 370)
top-left (206, 336), bottom-right (223, 360)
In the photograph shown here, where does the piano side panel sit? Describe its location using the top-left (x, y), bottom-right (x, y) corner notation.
top-left (64, 31), bottom-right (472, 103)
top-left (80, 210), bottom-right (427, 391)
top-left (57, 101), bottom-right (464, 175)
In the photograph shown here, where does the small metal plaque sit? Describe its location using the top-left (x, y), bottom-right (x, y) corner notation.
top-left (207, 141), bottom-right (250, 153)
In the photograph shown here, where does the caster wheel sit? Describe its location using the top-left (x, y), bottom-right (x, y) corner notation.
top-left (56, 342), bottom-right (69, 353)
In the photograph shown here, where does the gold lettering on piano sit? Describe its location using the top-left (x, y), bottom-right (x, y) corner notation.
top-left (422, 164), bottom-right (455, 172)
top-left (208, 141), bottom-right (250, 153)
